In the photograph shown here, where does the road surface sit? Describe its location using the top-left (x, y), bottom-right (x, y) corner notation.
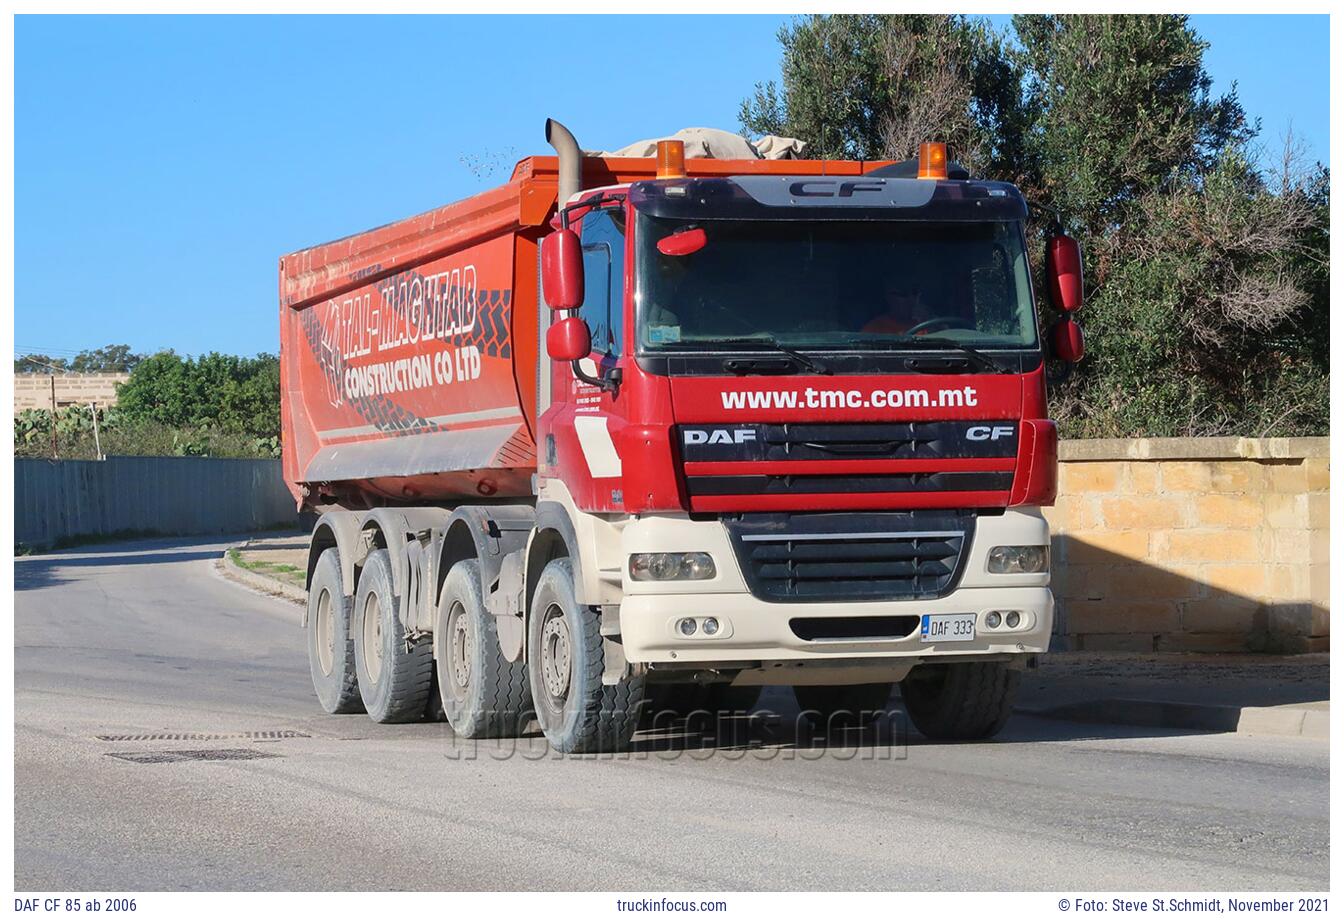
top-left (15, 537), bottom-right (1329, 890)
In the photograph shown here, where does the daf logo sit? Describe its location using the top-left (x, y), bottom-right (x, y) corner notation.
top-left (966, 425), bottom-right (1015, 441)
top-left (684, 429), bottom-right (757, 445)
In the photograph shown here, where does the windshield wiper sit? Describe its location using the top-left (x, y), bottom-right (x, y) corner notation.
top-left (847, 336), bottom-right (1010, 375)
top-left (712, 336), bottom-right (831, 375)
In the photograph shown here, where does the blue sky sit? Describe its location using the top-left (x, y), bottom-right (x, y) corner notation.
top-left (14, 14), bottom-right (1329, 360)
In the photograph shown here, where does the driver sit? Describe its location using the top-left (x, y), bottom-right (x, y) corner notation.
top-left (863, 277), bottom-right (935, 335)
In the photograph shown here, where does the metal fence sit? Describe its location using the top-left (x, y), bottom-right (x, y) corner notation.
top-left (14, 457), bottom-right (302, 547)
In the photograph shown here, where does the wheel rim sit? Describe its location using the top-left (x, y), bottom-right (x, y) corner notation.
top-left (448, 602), bottom-right (471, 701)
top-left (362, 592), bottom-right (383, 684)
top-left (314, 588), bottom-right (334, 676)
top-left (539, 604), bottom-right (572, 710)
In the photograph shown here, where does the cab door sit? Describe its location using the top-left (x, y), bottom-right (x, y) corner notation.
top-left (542, 203), bottom-right (630, 512)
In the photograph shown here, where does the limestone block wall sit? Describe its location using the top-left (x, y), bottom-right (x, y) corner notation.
top-left (14, 373), bottom-right (130, 414)
top-left (1044, 438), bottom-right (1329, 653)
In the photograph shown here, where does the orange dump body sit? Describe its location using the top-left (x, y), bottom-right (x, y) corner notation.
top-left (279, 155), bottom-right (880, 509)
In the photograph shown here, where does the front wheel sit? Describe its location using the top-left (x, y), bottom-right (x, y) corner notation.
top-left (527, 559), bottom-right (643, 753)
top-left (899, 662), bottom-right (1021, 740)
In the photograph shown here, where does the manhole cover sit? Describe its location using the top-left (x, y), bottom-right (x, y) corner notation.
top-left (96, 730), bottom-right (310, 742)
top-left (105, 748), bottom-right (282, 764)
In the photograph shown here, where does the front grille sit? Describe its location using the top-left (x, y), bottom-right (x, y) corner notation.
top-left (677, 422), bottom-right (1017, 509)
top-left (686, 471), bottom-right (1011, 496)
top-left (724, 511), bottom-right (974, 603)
top-left (678, 421), bottom-right (1019, 463)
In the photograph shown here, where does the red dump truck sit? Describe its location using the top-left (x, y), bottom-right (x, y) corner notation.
top-left (279, 120), bottom-right (1085, 752)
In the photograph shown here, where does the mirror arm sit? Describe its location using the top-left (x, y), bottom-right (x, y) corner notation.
top-left (570, 359), bottom-right (620, 394)
top-left (559, 194), bottom-right (627, 230)
top-left (1028, 200), bottom-right (1065, 236)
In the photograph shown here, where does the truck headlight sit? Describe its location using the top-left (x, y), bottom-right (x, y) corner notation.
top-left (629, 552), bottom-right (717, 581)
top-left (987, 545), bottom-right (1049, 574)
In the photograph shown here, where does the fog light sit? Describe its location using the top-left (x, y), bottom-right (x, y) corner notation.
top-left (1006, 611), bottom-right (1021, 628)
top-left (985, 611), bottom-right (1002, 629)
top-left (702, 617), bottom-right (720, 636)
top-left (630, 552), bottom-right (717, 581)
top-left (678, 618), bottom-right (698, 636)
top-left (987, 545), bottom-right (1049, 574)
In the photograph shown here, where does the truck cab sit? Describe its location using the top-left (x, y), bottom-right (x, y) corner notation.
top-left (534, 134), bottom-right (1079, 743)
top-left (285, 122), bottom-right (1084, 754)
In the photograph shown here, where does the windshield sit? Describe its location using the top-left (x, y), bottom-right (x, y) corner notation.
top-left (635, 216), bottom-right (1038, 352)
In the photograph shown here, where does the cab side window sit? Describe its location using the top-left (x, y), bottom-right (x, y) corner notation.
top-left (578, 208), bottom-right (626, 357)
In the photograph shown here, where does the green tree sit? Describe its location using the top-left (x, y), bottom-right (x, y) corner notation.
top-left (1013, 14), bottom-right (1254, 234)
top-left (70, 344), bottom-right (144, 373)
top-left (113, 351), bottom-right (281, 439)
top-left (740, 13), bottom-right (1328, 439)
top-left (1058, 147), bottom-right (1329, 437)
top-left (111, 351), bottom-right (193, 427)
top-left (14, 354), bottom-right (68, 373)
top-left (1014, 15), bottom-right (1327, 437)
top-left (739, 15), bottom-right (1028, 177)
top-left (15, 344), bottom-right (143, 374)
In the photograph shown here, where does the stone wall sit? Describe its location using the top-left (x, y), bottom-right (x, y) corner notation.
top-left (1044, 438), bottom-right (1329, 653)
top-left (14, 373), bottom-right (129, 414)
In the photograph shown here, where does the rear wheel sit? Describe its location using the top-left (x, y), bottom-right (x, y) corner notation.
top-left (353, 548), bottom-right (434, 723)
top-left (793, 683), bottom-right (894, 730)
top-left (306, 548), bottom-right (364, 714)
top-left (527, 559), bottom-right (643, 753)
top-left (436, 559), bottom-right (532, 738)
top-left (900, 662), bottom-right (1020, 740)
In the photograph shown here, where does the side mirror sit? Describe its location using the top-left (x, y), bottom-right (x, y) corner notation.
top-left (657, 226), bottom-right (708, 257)
top-left (541, 229), bottom-right (584, 310)
top-left (546, 316), bottom-right (591, 362)
top-left (1050, 317), bottom-right (1085, 363)
top-left (1045, 234), bottom-right (1083, 312)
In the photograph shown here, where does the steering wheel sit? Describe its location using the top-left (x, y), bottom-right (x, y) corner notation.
top-left (903, 316), bottom-right (972, 336)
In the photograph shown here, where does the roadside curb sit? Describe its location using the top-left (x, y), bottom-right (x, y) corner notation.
top-left (217, 544), bottom-right (306, 608)
top-left (1018, 697), bottom-right (1328, 740)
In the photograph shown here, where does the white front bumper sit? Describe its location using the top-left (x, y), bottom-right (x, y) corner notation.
top-left (617, 509), bottom-right (1054, 665)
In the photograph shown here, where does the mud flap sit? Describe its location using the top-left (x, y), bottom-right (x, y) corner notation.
top-left (599, 605), bottom-right (631, 686)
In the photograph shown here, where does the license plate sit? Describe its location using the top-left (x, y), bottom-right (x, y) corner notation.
top-left (920, 613), bottom-right (976, 643)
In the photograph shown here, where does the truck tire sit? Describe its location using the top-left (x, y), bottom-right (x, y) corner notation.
top-left (793, 683), bottom-right (894, 729)
top-left (899, 662), bottom-right (1021, 741)
top-left (306, 547), bottom-right (364, 715)
top-left (528, 558), bottom-right (643, 753)
top-left (423, 671), bottom-right (447, 722)
top-left (352, 548), bottom-right (434, 723)
top-left (436, 559), bottom-right (532, 738)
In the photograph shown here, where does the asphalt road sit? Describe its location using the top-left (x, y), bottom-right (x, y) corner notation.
top-left (15, 536), bottom-right (1329, 891)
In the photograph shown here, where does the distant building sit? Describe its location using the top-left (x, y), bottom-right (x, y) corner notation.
top-left (14, 373), bottom-right (129, 415)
